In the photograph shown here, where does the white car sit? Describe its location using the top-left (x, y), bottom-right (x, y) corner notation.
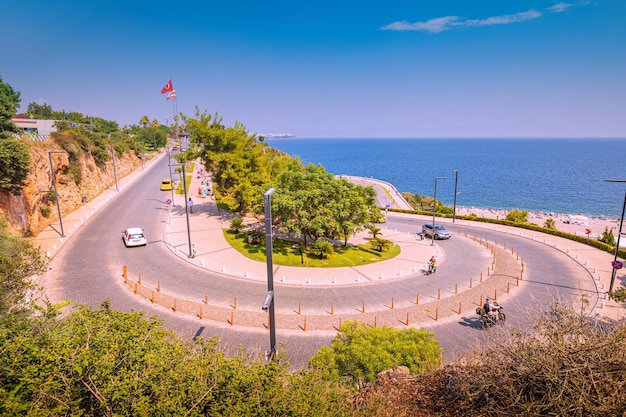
top-left (122, 227), bottom-right (147, 247)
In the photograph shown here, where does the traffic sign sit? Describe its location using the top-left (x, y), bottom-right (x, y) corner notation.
top-left (585, 228), bottom-right (591, 235)
top-left (612, 260), bottom-right (623, 269)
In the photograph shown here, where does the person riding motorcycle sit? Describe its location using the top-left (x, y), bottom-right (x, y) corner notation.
top-left (428, 256), bottom-right (437, 274)
top-left (483, 297), bottom-right (502, 319)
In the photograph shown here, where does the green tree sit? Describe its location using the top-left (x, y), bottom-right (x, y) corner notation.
top-left (544, 218), bottom-right (556, 229)
top-left (0, 138), bottom-right (31, 195)
top-left (309, 321), bottom-right (441, 387)
top-left (366, 223), bottom-right (382, 238)
top-left (0, 214), bottom-right (46, 325)
top-left (505, 208), bottom-right (528, 223)
top-left (139, 115), bottom-right (150, 128)
top-left (272, 163), bottom-right (381, 246)
top-left (599, 226), bottom-right (616, 246)
top-left (0, 76), bottom-right (21, 135)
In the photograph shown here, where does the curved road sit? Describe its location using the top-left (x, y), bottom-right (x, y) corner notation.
top-left (42, 155), bottom-right (601, 368)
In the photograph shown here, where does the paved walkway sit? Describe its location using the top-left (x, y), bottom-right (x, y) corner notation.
top-left (32, 154), bottom-right (626, 330)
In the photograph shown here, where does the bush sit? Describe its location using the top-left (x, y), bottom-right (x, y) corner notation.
top-left (446, 301), bottom-right (626, 416)
top-left (309, 321), bottom-right (441, 388)
top-left (229, 217), bottom-right (244, 233)
top-left (247, 229), bottom-right (264, 245)
top-left (369, 237), bottom-right (393, 252)
top-left (40, 205), bottom-right (51, 218)
top-left (0, 138), bottom-right (31, 195)
top-left (310, 240), bottom-right (334, 259)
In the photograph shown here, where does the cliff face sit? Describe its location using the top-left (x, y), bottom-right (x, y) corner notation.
top-left (0, 140), bottom-right (141, 236)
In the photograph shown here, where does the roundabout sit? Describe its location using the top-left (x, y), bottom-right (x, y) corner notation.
top-left (36, 155), bottom-right (618, 368)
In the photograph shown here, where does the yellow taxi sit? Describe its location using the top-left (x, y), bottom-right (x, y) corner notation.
top-left (160, 178), bottom-right (173, 191)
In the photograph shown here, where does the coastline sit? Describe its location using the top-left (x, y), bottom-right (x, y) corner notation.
top-left (454, 206), bottom-right (620, 240)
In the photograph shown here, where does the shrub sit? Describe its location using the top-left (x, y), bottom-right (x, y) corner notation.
top-left (310, 240), bottom-right (334, 259)
top-left (505, 208), bottom-right (528, 223)
top-left (229, 217), bottom-right (244, 233)
top-left (369, 237), bottom-right (393, 252)
top-left (247, 229), bottom-right (264, 245)
top-left (40, 205), bottom-right (51, 218)
top-left (309, 321), bottom-right (441, 387)
top-left (446, 301), bottom-right (626, 416)
top-left (0, 138), bottom-right (31, 195)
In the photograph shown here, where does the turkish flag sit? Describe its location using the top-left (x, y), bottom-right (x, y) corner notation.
top-left (161, 79), bottom-right (173, 94)
top-left (166, 89), bottom-right (176, 100)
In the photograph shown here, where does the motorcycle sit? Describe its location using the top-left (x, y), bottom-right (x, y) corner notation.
top-left (476, 300), bottom-right (506, 329)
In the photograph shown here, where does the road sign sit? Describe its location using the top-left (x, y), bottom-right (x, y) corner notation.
top-left (585, 228), bottom-right (591, 235)
top-left (612, 260), bottom-right (623, 269)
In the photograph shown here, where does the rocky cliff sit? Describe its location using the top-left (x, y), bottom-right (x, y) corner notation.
top-left (0, 140), bottom-right (142, 236)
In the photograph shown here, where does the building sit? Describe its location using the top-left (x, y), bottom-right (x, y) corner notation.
top-left (11, 117), bottom-right (57, 140)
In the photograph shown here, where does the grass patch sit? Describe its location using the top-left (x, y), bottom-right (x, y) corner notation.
top-left (223, 230), bottom-right (401, 267)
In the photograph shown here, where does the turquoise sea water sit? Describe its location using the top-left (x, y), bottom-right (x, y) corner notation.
top-left (267, 138), bottom-right (626, 218)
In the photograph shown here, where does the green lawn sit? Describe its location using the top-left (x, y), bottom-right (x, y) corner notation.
top-left (223, 230), bottom-right (401, 267)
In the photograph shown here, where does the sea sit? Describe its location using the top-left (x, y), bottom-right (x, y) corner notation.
top-left (266, 138), bottom-right (626, 219)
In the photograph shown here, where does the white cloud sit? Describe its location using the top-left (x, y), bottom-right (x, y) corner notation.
top-left (382, 3), bottom-right (590, 34)
top-left (381, 16), bottom-right (459, 33)
top-left (463, 10), bottom-right (542, 27)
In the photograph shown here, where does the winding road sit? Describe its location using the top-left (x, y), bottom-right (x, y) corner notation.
top-left (41, 155), bottom-right (603, 368)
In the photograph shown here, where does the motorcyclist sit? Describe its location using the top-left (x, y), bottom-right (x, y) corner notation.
top-left (428, 256), bottom-right (437, 274)
top-left (483, 297), bottom-right (501, 319)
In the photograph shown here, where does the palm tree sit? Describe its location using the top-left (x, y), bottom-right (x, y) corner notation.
top-left (139, 115), bottom-right (150, 128)
top-left (544, 218), bottom-right (556, 230)
top-left (367, 223), bottom-right (382, 238)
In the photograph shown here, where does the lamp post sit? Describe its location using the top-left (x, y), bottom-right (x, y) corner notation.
top-left (432, 177), bottom-right (447, 246)
top-left (263, 188), bottom-right (277, 360)
top-left (452, 170), bottom-right (459, 223)
top-left (172, 163), bottom-right (194, 258)
top-left (48, 151), bottom-right (66, 238)
top-left (604, 179), bottom-right (626, 293)
top-left (166, 145), bottom-right (174, 203)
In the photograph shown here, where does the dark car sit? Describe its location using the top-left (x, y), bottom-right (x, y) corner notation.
top-left (422, 223), bottom-right (451, 240)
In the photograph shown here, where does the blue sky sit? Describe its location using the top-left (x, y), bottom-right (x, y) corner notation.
top-left (2, 1), bottom-right (624, 138)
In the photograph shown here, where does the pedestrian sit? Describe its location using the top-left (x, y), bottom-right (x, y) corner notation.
top-left (188, 197), bottom-right (194, 213)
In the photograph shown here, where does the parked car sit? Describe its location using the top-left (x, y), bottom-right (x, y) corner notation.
top-left (160, 178), bottom-right (173, 191)
top-left (422, 223), bottom-right (451, 240)
top-left (122, 227), bottom-right (147, 247)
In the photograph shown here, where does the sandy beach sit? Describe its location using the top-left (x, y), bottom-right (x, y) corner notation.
top-left (455, 206), bottom-right (621, 240)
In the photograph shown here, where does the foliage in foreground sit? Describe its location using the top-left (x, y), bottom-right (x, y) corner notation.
top-left (0, 302), bottom-right (353, 417)
top-left (309, 321), bottom-right (442, 388)
top-left (0, 214), bottom-right (46, 322)
top-left (351, 303), bottom-right (626, 417)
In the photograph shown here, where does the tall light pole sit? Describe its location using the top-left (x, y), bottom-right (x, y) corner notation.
top-left (263, 188), bottom-right (277, 360)
top-left (47, 151), bottom-right (66, 238)
top-left (172, 163), bottom-right (194, 258)
top-left (604, 179), bottom-right (626, 293)
top-left (432, 177), bottom-right (447, 246)
top-left (452, 170), bottom-right (459, 223)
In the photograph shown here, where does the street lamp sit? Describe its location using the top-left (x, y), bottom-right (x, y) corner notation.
top-left (263, 188), bottom-right (277, 360)
top-left (432, 177), bottom-right (447, 246)
top-left (604, 179), bottom-right (626, 293)
top-left (452, 170), bottom-right (459, 223)
top-left (46, 151), bottom-right (66, 238)
top-left (171, 163), bottom-right (194, 258)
